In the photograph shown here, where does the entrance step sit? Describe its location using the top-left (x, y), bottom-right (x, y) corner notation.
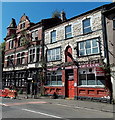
top-left (65, 98), bottom-right (74, 100)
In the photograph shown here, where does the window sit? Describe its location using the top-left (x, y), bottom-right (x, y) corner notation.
top-left (32, 30), bottom-right (38, 41)
top-left (78, 38), bottom-right (99, 56)
top-left (18, 37), bottom-right (24, 47)
top-left (21, 52), bottom-right (25, 64)
top-left (37, 48), bottom-right (40, 62)
top-left (65, 25), bottom-right (72, 39)
top-left (46, 70), bottom-right (62, 86)
top-left (51, 30), bottom-right (56, 43)
top-left (29, 48), bottom-right (35, 63)
top-left (17, 53), bottom-right (20, 65)
top-left (20, 23), bottom-right (25, 29)
top-left (113, 17), bottom-right (115, 29)
top-left (9, 40), bottom-right (14, 49)
top-left (83, 18), bottom-right (91, 34)
top-left (79, 68), bottom-right (105, 86)
top-left (47, 47), bottom-right (61, 61)
top-left (7, 55), bottom-right (13, 67)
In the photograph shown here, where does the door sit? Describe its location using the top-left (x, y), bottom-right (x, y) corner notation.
top-left (65, 69), bottom-right (74, 98)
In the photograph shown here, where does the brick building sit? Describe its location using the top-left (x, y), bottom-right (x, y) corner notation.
top-left (44, 4), bottom-right (114, 102)
top-left (2, 13), bottom-right (61, 92)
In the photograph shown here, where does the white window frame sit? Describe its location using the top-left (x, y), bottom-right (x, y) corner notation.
top-left (65, 25), bottom-right (72, 39)
top-left (78, 38), bottom-right (99, 56)
top-left (51, 30), bottom-right (56, 43)
top-left (32, 30), bottom-right (38, 41)
top-left (47, 47), bottom-right (61, 62)
top-left (78, 68), bottom-right (105, 87)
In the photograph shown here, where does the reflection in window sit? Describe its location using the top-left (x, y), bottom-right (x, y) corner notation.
top-left (83, 18), bottom-right (91, 34)
top-left (65, 25), bottom-right (72, 39)
top-left (51, 30), bottom-right (56, 43)
top-left (78, 38), bottom-right (99, 56)
top-left (47, 47), bottom-right (61, 61)
top-left (79, 68), bottom-right (105, 86)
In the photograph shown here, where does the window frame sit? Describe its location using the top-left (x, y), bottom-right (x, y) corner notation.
top-left (32, 30), bottom-right (38, 41)
top-left (78, 68), bottom-right (105, 87)
top-left (78, 38), bottom-right (99, 56)
top-left (82, 18), bottom-right (92, 34)
top-left (47, 47), bottom-right (61, 62)
top-left (51, 30), bottom-right (56, 43)
top-left (65, 25), bottom-right (72, 39)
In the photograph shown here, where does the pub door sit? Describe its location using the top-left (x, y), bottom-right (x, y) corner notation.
top-left (65, 69), bottom-right (74, 98)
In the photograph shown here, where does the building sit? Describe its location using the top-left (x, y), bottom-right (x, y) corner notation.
top-left (44, 4), bottom-right (114, 102)
top-left (2, 13), bottom-right (61, 93)
top-left (102, 2), bottom-right (115, 102)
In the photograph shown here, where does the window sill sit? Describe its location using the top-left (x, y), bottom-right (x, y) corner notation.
top-left (82, 31), bottom-right (93, 35)
top-left (64, 36), bottom-right (73, 40)
top-left (44, 85), bottom-right (63, 87)
top-left (78, 53), bottom-right (100, 58)
top-left (78, 85), bottom-right (105, 88)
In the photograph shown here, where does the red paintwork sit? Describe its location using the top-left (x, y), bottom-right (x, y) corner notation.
top-left (44, 64), bottom-right (110, 99)
top-left (67, 80), bottom-right (74, 98)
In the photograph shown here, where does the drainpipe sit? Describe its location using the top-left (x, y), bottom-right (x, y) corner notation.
top-left (102, 9), bottom-right (112, 103)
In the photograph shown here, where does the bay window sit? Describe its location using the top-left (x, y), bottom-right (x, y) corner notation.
top-left (29, 47), bottom-right (40, 63)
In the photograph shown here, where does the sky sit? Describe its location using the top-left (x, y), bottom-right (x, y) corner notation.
top-left (1, 2), bottom-right (111, 43)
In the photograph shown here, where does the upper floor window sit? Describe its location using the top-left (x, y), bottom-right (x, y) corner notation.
top-left (17, 53), bottom-right (20, 65)
top-left (65, 25), bottom-right (72, 39)
top-left (113, 17), bottom-right (115, 29)
top-left (9, 40), bottom-right (14, 49)
top-left (20, 23), bottom-right (25, 29)
top-left (47, 47), bottom-right (61, 61)
top-left (18, 37), bottom-right (24, 47)
top-left (51, 30), bottom-right (56, 43)
top-left (21, 52), bottom-right (25, 64)
top-left (32, 30), bottom-right (38, 41)
top-left (78, 38), bottom-right (99, 56)
top-left (83, 18), bottom-right (91, 34)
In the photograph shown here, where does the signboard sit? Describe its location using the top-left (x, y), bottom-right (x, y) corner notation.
top-left (95, 67), bottom-right (105, 76)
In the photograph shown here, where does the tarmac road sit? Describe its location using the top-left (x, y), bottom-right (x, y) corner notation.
top-left (1, 97), bottom-right (114, 120)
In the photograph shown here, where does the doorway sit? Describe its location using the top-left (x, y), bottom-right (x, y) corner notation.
top-left (65, 69), bottom-right (74, 98)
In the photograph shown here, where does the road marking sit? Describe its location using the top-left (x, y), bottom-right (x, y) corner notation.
top-left (55, 103), bottom-right (107, 113)
top-left (0, 103), bottom-right (8, 106)
top-left (22, 108), bottom-right (62, 119)
top-left (1, 101), bottom-right (47, 106)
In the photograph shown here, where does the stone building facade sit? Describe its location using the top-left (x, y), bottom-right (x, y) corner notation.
top-left (44, 5), bottom-right (113, 102)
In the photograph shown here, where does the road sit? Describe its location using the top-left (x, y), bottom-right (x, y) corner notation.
top-left (1, 97), bottom-right (113, 120)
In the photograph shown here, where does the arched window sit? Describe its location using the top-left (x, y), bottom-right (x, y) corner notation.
top-left (113, 17), bottom-right (115, 29)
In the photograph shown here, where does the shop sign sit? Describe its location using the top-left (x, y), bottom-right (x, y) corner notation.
top-left (79, 63), bottom-right (99, 68)
top-left (96, 67), bottom-right (105, 76)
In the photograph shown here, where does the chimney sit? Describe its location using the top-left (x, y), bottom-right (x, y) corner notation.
top-left (61, 11), bottom-right (66, 22)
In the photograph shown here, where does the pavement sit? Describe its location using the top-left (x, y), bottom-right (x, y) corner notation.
top-left (16, 93), bottom-right (114, 114)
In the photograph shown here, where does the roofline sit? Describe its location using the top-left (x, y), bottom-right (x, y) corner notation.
top-left (45, 2), bottom-right (113, 31)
